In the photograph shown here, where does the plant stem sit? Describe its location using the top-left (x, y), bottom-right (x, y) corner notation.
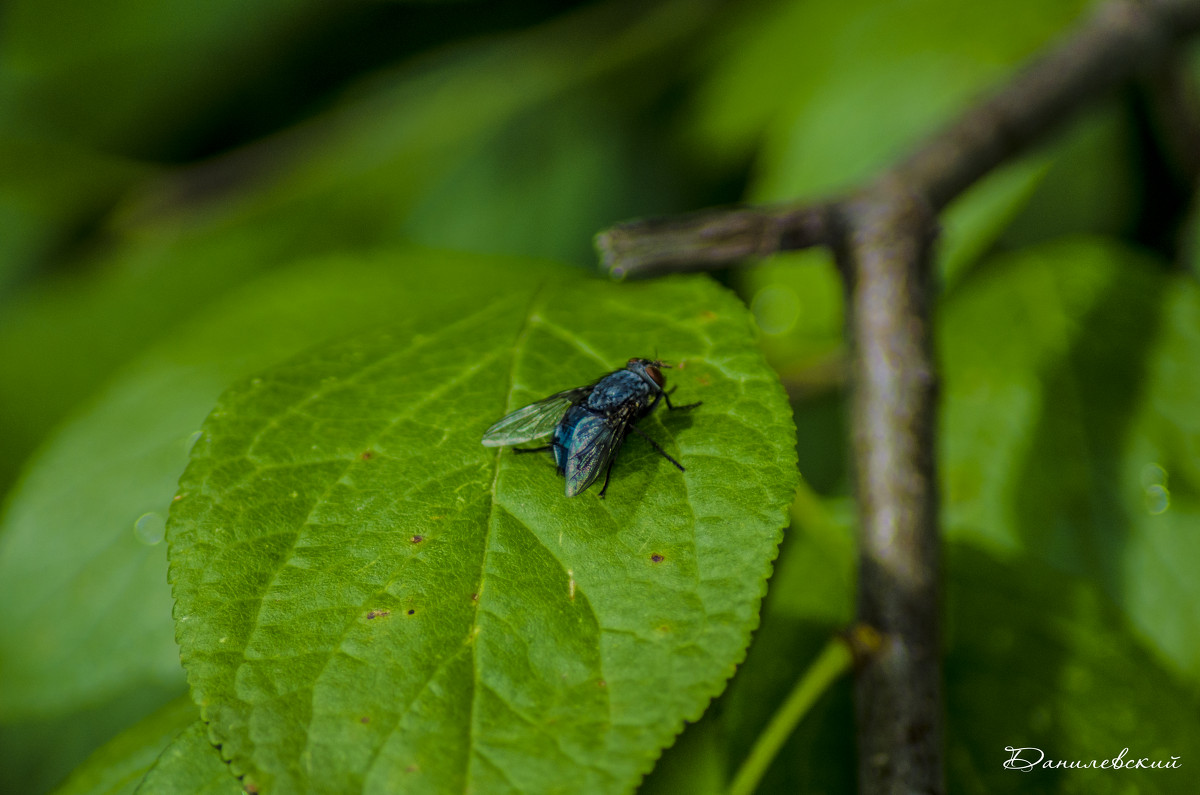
top-left (727, 633), bottom-right (860, 795)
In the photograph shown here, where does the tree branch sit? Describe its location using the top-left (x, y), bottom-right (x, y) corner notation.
top-left (590, 2), bottom-right (1200, 794)
top-left (595, 0), bottom-right (1200, 278)
top-left (593, 204), bottom-right (832, 278)
top-left (838, 180), bottom-right (942, 795)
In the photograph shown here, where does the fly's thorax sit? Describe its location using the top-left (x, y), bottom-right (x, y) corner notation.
top-left (586, 370), bottom-right (655, 413)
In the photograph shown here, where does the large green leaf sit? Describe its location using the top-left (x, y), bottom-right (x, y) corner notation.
top-left (0, 251), bottom-right (556, 707)
top-left (941, 236), bottom-right (1200, 681)
top-left (0, 249), bottom-right (558, 794)
top-left (168, 277), bottom-right (797, 793)
top-left (0, 249), bottom-right (557, 721)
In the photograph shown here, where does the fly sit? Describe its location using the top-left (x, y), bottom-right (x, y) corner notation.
top-left (481, 358), bottom-right (701, 498)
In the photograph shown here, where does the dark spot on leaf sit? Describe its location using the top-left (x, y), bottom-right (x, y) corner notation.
top-left (658, 625), bottom-right (671, 633)
top-left (597, 679), bottom-right (607, 688)
top-left (651, 553), bottom-right (665, 563)
top-left (360, 716), bottom-right (370, 724)
top-left (361, 450), bottom-right (374, 460)
top-left (411, 535), bottom-right (424, 544)
top-left (366, 610), bottom-right (390, 620)
top-left (407, 609), bottom-right (416, 616)
top-left (471, 593), bottom-right (479, 602)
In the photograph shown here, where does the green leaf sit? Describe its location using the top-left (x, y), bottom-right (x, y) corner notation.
top-left (688, 0), bottom-right (1087, 194)
top-left (0, 249), bottom-right (557, 724)
top-left (50, 697), bottom-right (199, 795)
top-left (399, 97), bottom-right (683, 268)
top-left (0, 681), bottom-right (186, 795)
top-left (1116, 280), bottom-right (1200, 679)
top-left (168, 277), bottom-right (797, 793)
top-left (49, 697), bottom-right (241, 795)
top-left (997, 104), bottom-right (1141, 249)
top-left (945, 544), bottom-right (1200, 795)
top-left (136, 722), bottom-right (242, 795)
top-left (941, 236), bottom-right (1200, 681)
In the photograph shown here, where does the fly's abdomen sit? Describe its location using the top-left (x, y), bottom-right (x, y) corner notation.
top-left (552, 405), bottom-right (588, 473)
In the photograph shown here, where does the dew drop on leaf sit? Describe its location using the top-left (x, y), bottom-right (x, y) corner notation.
top-left (133, 512), bottom-right (166, 545)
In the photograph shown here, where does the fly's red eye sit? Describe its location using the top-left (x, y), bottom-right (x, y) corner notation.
top-left (646, 365), bottom-right (665, 387)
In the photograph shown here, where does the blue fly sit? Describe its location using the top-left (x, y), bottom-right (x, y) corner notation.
top-left (481, 358), bottom-right (701, 497)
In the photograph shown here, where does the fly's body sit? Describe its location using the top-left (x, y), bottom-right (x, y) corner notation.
top-left (481, 358), bottom-right (700, 497)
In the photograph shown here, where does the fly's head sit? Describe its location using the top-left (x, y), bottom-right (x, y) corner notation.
top-left (627, 357), bottom-right (670, 391)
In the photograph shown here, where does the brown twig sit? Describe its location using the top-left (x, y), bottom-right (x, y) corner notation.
top-left (594, 204), bottom-right (832, 278)
top-left (593, 1), bottom-right (1200, 793)
top-left (838, 178), bottom-right (942, 795)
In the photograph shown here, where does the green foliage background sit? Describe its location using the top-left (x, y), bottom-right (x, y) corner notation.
top-left (1, 0), bottom-right (1198, 793)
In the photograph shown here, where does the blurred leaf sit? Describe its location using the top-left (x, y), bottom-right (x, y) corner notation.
top-left (997, 103), bottom-right (1141, 249)
top-left (945, 544), bottom-right (1200, 795)
top-left (938, 151), bottom-right (1053, 287)
top-left (638, 713), bottom-right (729, 795)
top-left (135, 722), bottom-right (242, 795)
top-left (168, 277), bottom-right (797, 792)
top-left (941, 236), bottom-right (1200, 681)
top-left (0, 680), bottom-right (185, 795)
top-left (687, 0), bottom-right (1088, 196)
top-left (400, 97), bottom-right (682, 267)
top-left (50, 697), bottom-right (200, 795)
top-left (1116, 281), bottom-right (1200, 680)
top-left (0, 0), bottom-right (718, 491)
top-left (0, 0), bottom-right (340, 153)
top-left (742, 249), bottom-right (844, 376)
top-left (0, 250), bottom-right (557, 792)
top-left (0, 135), bottom-right (151, 291)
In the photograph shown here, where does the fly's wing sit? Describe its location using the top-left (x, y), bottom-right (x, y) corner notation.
top-left (563, 414), bottom-right (623, 497)
top-left (480, 387), bottom-right (592, 447)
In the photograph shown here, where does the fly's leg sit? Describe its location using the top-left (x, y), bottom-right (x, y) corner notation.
top-left (663, 390), bottom-right (702, 411)
top-left (629, 424), bottom-right (686, 472)
top-left (513, 445), bottom-right (553, 454)
top-left (595, 461), bottom-right (614, 499)
top-left (597, 458), bottom-right (624, 501)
